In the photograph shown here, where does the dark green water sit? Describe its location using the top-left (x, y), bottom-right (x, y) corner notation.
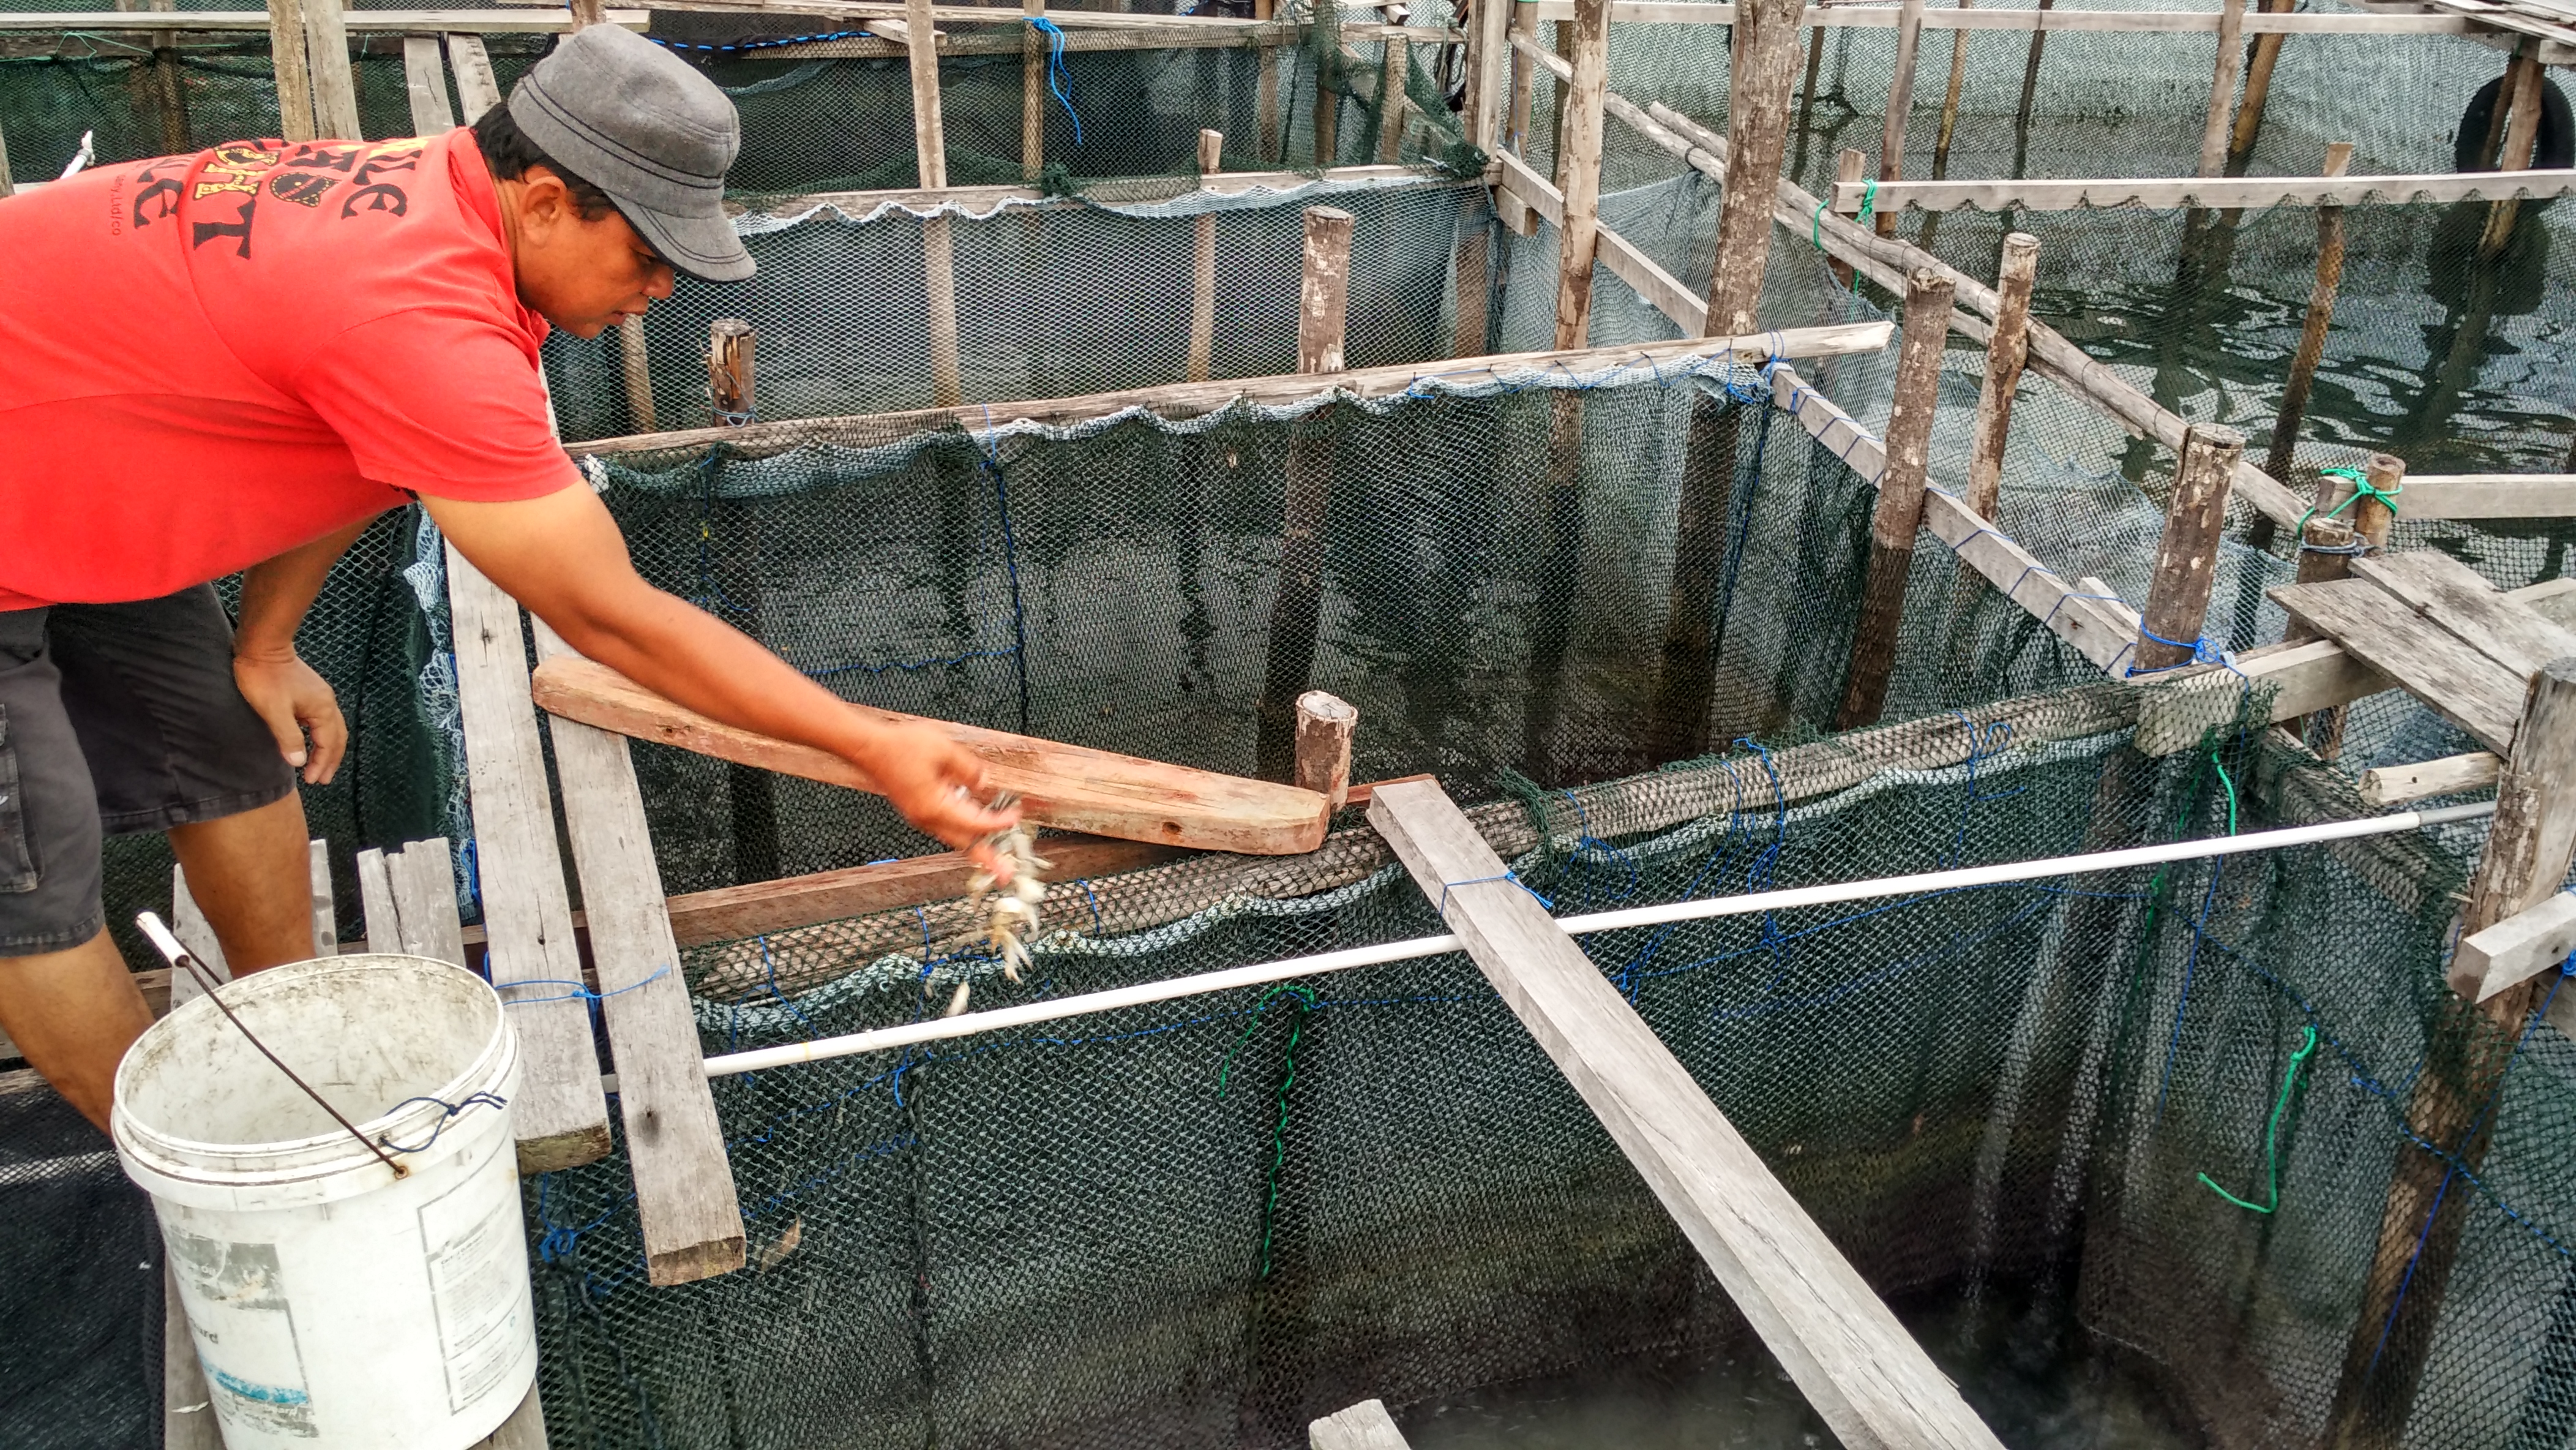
top-left (1400, 1286), bottom-right (2201, 1450)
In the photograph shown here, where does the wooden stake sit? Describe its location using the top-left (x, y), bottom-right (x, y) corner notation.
top-left (924, 214), bottom-right (964, 407)
top-left (1876, 0), bottom-right (1924, 238)
top-left (1293, 690), bottom-right (1358, 808)
top-left (2228, 0), bottom-right (2294, 162)
top-left (2260, 140), bottom-right (2352, 482)
top-left (267, 0), bottom-right (315, 143)
top-left (1506, 0), bottom-right (1541, 150)
top-left (2195, 0), bottom-right (2246, 178)
top-left (2320, 656), bottom-right (2576, 1450)
top-left (709, 318), bottom-right (755, 424)
top-left (1022, 0), bottom-right (1044, 181)
top-left (1316, 45), bottom-right (1341, 163)
top-left (904, 0), bottom-right (948, 189)
top-left (1932, 0), bottom-right (1971, 175)
top-left (1256, 0), bottom-right (1281, 161)
top-left (1298, 205), bottom-right (1354, 374)
top-left (2010, 0), bottom-right (2051, 175)
top-left (1962, 231), bottom-right (2037, 522)
top-left (1189, 129), bottom-right (1222, 384)
top-left (620, 317), bottom-right (658, 433)
top-left (569, 0), bottom-right (605, 24)
top-left (1829, 146), bottom-right (1864, 290)
top-left (1836, 268), bottom-right (1953, 729)
top-left (1257, 205), bottom-right (1357, 779)
top-left (1464, 0), bottom-right (1511, 156)
top-left (2481, 51), bottom-right (2546, 258)
top-left (303, 0), bottom-right (362, 141)
top-left (2130, 423), bottom-right (2244, 674)
top-left (2281, 513), bottom-right (2356, 645)
top-left (2476, 47), bottom-right (2533, 171)
top-left (1551, 0), bottom-right (1610, 351)
top-left (1645, 0), bottom-right (1807, 759)
top-left (2321, 449), bottom-right (2402, 550)
top-left (1375, 21), bottom-right (1411, 163)
top-left (1451, 207), bottom-right (1491, 358)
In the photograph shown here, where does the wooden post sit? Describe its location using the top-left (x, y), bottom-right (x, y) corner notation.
top-left (1311, 1399), bottom-right (1410, 1450)
top-left (1315, 47), bottom-right (1341, 165)
top-left (1551, 0), bottom-right (1610, 352)
top-left (1835, 268), bottom-right (1953, 729)
top-left (1932, 0), bottom-right (1971, 176)
top-left (2282, 514), bottom-right (2356, 645)
top-left (2228, 0), bottom-right (2295, 164)
top-left (1828, 146), bottom-right (1865, 290)
top-left (2195, 0), bottom-right (2247, 178)
top-left (1876, 0), bottom-right (1925, 237)
top-left (1256, 206), bottom-right (1355, 779)
top-left (1189, 129), bottom-right (1222, 384)
top-left (2260, 141), bottom-right (2353, 482)
top-left (900, 0), bottom-right (964, 408)
top-left (1292, 691), bottom-right (1357, 808)
top-left (1256, 0), bottom-right (1281, 161)
top-left (1298, 205), bottom-right (1354, 374)
top-left (267, 0), bottom-right (316, 143)
top-left (708, 319), bottom-right (754, 424)
top-left (1644, 0), bottom-right (1807, 761)
top-left (2129, 424), bottom-right (2244, 675)
top-left (1462, 0), bottom-right (1511, 157)
top-left (620, 318), bottom-right (659, 432)
top-left (2481, 53), bottom-right (2547, 258)
top-left (1451, 207), bottom-right (1491, 359)
top-left (2320, 657), bottom-right (2576, 1450)
top-left (401, 34), bottom-right (457, 135)
top-left (1506, 0), bottom-right (1541, 149)
top-left (304, 0), bottom-right (362, 141)
top-left (2319, 450), bottom-right (2402, 551)
top-left (1375, 19), bottom-right (1411, 163)
top-left (0, 117), bottom-right (13, 198)
top-left (568, 0), bottom-right (605, 26)
top-left (116, 0), bottom-right (190, 156)
top-left (1963, 231), bottom-right (2037, 521)
top-left (1022, 0), bottom-right (1044, 181)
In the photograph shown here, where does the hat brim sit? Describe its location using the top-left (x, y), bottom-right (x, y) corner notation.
top-left (621, 200), bottom-right (755, 284)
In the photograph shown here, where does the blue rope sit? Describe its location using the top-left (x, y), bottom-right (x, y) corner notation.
top-left (376, 1091), bottom-right (509, 1154)
top-left (505, 966), bottom-right (671, 1011)
top-left (1028, 18), bottom-right (1084, 145)
top-left (1436, 870), bottom-right (1555, 920)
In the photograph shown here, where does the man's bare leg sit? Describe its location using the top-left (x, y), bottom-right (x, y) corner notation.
top-left (0, 932), bottom-right (152, 1132)
top-left (168, 792), bottom-right (317, 975)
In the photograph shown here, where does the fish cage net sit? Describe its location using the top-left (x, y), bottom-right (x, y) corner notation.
top-left (544, 176), bottom-right (1491, 441)
top-left (519, 677), bottom-right (2576, 1450)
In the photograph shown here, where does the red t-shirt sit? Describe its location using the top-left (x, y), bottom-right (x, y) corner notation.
top-left (0, 130), bottom-right (578, 609)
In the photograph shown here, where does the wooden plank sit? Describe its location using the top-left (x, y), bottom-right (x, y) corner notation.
top-left (1524, 0), bottom-right (2493, 28)
top-left (752, 18), bottom-right (1450, 59)
top-left (445, 33), bottom-right (504, 119)
top-left (569, 321), bottom-right (1895, 459)
top-left (2351, 550), bottom-right (2576, 679)
top-left (1311, 1398), bottom-right (1412, 1449)
top-left (1829, 168), bottom-right (2576, 213)
top-left (1493, 146), bottom-right (1706, 332)
top-left (356, 846), bottom-right (401, 950)
top-left (2394, 475), bottom-right (2576, 519)
top-left (389, 839), bottom-right (468, 967)
top-left (2269, 577), bottom-right (2526, 753)
top-left (402, 33), bottom-right (458, 133)
top-left (446, 546), bottom-right (613, 1173)
top-left (1367, 779), bottom-right (2005, 1450)
top-left (305, 0), bottom-right (364, 140)
top-left (530, 622), bottom-right (745, 1287)
top-left (2454, 886), bottom-right (2576, 1001)
top-left (0, 6), bottom-right (645, 28)
top-left (530, 653), bottom-right (1335, 855)
top-left (166, 866), bottom-right (230, 1010)
top-left (754, 164), bottom-right (1437, 220)
top-left (466, 1382), bottom-right (548, 1450)
top-left (305, 838), bottom-right (337, 955)
top-left (2360, 751), bottom-right (2504, 808)
top-left (1188, 129), bottom-right (1221, 383)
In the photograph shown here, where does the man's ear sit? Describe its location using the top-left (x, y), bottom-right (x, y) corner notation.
top-left (516, 167), bottom-right (572, 238)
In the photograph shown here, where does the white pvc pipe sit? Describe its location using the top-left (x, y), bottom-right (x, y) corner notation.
top-left (695, 800), bottom-right (2494, 1080)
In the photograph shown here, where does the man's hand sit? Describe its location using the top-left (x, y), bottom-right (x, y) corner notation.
top-left (425, 486), bottom-right (1023, 871)
top-left (233, 648), bottom-right (347, 785)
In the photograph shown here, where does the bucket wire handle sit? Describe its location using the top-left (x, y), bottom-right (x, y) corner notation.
top-left (135, 912), bottom-right (411, 1181)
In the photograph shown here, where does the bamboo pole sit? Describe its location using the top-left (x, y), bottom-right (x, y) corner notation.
top-left (1962, 231), bottom-right (2037, 521)
top-left (1188, 129), bottom-right (1221, 383)
top-left (1837, 268), bottom-right (1953, 729)
top-left (2195, 0), bottom-right (2246, 178)
top-left (2481, 52), bottom-right (2547, 257)
top-left (2321, 658), bottom-right (2576, 1450)
top-left (2280, 509), bottom-right (2353, 770)
top-left (1645, 0), bottom-right (1807, 761)
top-left (2227, 0), bottom-right (2294, 163)
top-left (2261, 140), bottom-right (2353, 483)
top-left (2130, 424), bottom-right (2242, 674)
top-left (2323, 449), bottom-right (2402, 550)
top-left (1256, 205), bottom-right (1357, 780)
top-left (1876, 0), bottom-right (1924, 237)
top-left (1022, 0), bottom-right (1044, 181)
top-left (1551, 0), bottom-right (1609, 351)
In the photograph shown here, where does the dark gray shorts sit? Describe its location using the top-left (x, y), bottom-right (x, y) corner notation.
top-left (0, 587), bottom-right (296, 956)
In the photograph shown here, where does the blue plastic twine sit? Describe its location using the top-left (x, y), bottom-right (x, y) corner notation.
top-left (1028, 18), bottom-right (1084, 144)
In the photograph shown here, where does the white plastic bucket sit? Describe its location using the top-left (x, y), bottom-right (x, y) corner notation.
top-left (112, 953), bottom-right (534, 1450)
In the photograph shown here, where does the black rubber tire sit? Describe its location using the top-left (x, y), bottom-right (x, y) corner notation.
top-left (2454, 70), bottom-right (2575, 173)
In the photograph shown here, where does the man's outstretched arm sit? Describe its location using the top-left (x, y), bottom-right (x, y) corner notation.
top-left (423, 484), bottom-right (1019, 868)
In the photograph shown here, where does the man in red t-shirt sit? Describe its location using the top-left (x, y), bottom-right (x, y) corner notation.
top-left (0, 26), bottom-right (1015, 1130)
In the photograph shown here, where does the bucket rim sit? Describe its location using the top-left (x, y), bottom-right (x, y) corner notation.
top-left (113, 953), bottom-right (514, 1173)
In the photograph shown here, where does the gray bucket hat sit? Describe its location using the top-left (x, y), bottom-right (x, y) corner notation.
top-left (507, 24), bottom-right (754, 283)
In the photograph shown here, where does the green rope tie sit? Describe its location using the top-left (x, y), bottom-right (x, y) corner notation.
top-left (1216, 983), bottom-right (1319, 1278)
top-left (2291, 465), bottom-right (2402, 546)
top-left (1812, 177), bottom-right (1876, 249)
top-left (2197, 1024), bottom-right (2319, 1214)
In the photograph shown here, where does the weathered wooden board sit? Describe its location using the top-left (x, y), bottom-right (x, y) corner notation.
top-left (388, 840), bottom-right (468, 968)
top-left (2398, 475), bottom-right (2576, 519)
top-left (1492, 140), bottom-right (1708, 333)
top-left (2454, 890), bottom-right (2576, 1003)
top-left (531, 655), bottom-right (1337, 855)
top-left (0, 6), bottom-right (648, 28)
top-left (1832, 168), bottom-right (2576, 213)
top-left (1524, 0), bottom-right (2493, 30)
top-left (2351, 550), bottom-right (2576, 679)
top-left (400, 33), bottom-right (456, 133)
top-left (1368, 779), bottom-right (2006, 1450)
top-left (1311, 1399), bottom-right (1412, 1450)
top-left (531, 625), bottom-right (746, 1286)
top-left (2359, 751), bottom-right (2503, 808)
top-left (2269, 577), bottom-right (2526, 753)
